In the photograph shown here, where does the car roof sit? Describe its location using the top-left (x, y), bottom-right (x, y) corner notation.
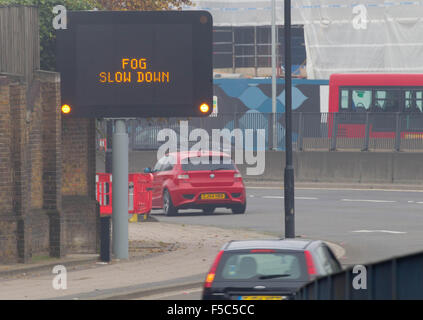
top-left (223, 239), bottom-right (322, 251)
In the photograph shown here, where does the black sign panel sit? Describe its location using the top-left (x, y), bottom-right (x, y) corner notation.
top-left (56, 11), bottom-right (213, 118)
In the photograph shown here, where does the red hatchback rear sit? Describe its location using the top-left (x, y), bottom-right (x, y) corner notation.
top-left (147, 151), bottom-right (246, 216)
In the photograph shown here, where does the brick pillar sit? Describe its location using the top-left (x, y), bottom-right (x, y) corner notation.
top-left (0, 76), bottom-right (18, 263)
top-left (62, 117), bottom-right (100, 254)
top-left (9, 78), bottom-right (32, 263)
top-left (36, 71), bottom-right (64, 258)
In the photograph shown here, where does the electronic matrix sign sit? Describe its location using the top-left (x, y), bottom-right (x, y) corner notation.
top-left (57, 11), bottom-right (213, 117)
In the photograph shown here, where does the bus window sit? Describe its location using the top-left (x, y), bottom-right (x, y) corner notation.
top-left (405, 90), bottom-right (423, 112)
top-left (374, 90), bottom-right (386, 111)
top-left (384, 89), bottom-right (400, 112)
top-left (352, 89), bottom-right (371, 111)
top-left (340, 89), bottom-right (349, 110)
top-left (417, 91), bottom-right (422, 112)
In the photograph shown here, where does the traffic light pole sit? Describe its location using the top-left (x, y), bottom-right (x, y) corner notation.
top-left (284, 0), bottom-right (295, 238)
top-left (112, 119), bottom-right (129, 259)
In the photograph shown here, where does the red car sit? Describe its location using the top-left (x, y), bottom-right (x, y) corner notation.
top-left (145, 151), bottom-right (246, 216)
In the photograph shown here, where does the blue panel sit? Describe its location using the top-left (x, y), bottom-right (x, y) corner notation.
top-left (239, 86), bottom-right (269, 109)
top-left (277, 87), bottom-right (308, 110)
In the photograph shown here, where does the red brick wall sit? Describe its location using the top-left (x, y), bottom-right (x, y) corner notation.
top-left (0, 72), bottom-right (99, 264)
top-left (62, 117), bottom-right (99, 253)
top-left (0, 76), bottom-right (17, 263)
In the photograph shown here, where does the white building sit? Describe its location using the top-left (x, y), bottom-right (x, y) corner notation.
top-left (185, 0), bottom-right (423, 79)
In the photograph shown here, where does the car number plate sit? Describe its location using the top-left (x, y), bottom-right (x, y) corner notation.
top-left (239, 296), bottom-right (285, 300)
top-left (201, 193), bottom-right (226, 200)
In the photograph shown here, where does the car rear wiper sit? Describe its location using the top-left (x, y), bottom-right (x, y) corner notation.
top-left (258, 274), bottom-right (291, 280)
top-left (211, 167), bottom-right (232, 171)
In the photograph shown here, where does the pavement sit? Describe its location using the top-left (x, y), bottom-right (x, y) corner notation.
top-left (0, 219), bottom-right (344, 300)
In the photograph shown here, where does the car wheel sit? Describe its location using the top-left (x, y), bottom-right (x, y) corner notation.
top-left (163, 190), bottom-right (177, 216)
top-left (202, 207), bottom-right (215, 214)
top-left (231, 202), bottom-right (246, 214)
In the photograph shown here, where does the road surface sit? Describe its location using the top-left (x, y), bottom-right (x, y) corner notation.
top-left (152, 186), bottom-right (423, 267)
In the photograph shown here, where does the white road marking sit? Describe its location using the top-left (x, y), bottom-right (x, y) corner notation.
top-left (296, 197), bottom-right (318, 200)
top-left (352, 230), bottom-right (407, 234)
top-left (341, 199), bottom-right (396, 203)
top-left (417, 202), bottom-right (423, 204)
top-left (247, 186), bottom-right (423, 192)
top-left (261, 196), bottom-right (318, 200)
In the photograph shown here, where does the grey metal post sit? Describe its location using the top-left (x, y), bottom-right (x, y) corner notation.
top-left (363, 112), bottom-right (370, 151)
top-left (232, 27), bottom-right (235, 73)
top-left (254, 26), bottom-right (258, 77)
top-left (284, 0), bottom-right (295, 239)
top-left (271, 0), bottom-right (277, 150)
top-left (298, 112), bottom-right (304, 151)
top-left (394, 113), bottom-right (401, 152)
top-left (268, 113), bottom-right (273, 150)
top-left (112, 119), bottom-right (129, 259)
top-left (330, 113), bottom-right (338, 151)
top-left (234, 112), bottom-right (239, 131)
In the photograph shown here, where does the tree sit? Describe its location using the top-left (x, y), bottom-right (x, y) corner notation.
top-left (0, 0), bottom-right (193, 71)
top-left (96, 0), bottom-right (192, 11)
top-left (0, 0), bottom-right (99, 70)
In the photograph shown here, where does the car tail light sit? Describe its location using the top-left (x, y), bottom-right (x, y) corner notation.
top-left (250, 249), bottom-right (275, 253)
top-left (204, 250), bottom-right (224, 288)
top-left (304, 250), bottom-right (317, 277)
top-left (234, 172), bottom-right (242, 181)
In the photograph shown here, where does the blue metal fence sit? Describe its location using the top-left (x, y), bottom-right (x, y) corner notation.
top-left (295, 250), bottom-right (423, 300)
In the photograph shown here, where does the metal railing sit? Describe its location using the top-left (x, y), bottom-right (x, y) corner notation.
top-left (96, 112), bottom-right (423, 152)
top-left (295, 250), bottom-right (423, 300)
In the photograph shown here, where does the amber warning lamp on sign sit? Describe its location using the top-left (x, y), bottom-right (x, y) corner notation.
top-left (199, 103), bottom-right (210, 114)
top-left (61, 104), bottom-right (71, 114)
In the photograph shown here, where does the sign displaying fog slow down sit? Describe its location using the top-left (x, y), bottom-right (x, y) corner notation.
top-left (56, 11), bottom-right (213, 118)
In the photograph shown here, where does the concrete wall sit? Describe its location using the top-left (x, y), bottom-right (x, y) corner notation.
top-left (97, 150), bottom-right (423, 186)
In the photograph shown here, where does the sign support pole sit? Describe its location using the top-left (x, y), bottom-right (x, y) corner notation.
top-left (112, 119), bottom-right (129, 259)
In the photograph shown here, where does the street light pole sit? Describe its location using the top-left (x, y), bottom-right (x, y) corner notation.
top-left (284, 0), bottom-right (295, 238)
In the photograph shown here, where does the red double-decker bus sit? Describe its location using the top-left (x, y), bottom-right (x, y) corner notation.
top-left (328, 74), bottom-right (423, 138)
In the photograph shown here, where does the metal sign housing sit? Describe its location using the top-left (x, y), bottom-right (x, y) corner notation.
top-left (57, 11), bottom-right (213, 118)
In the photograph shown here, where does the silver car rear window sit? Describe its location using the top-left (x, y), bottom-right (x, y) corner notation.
top-left (216, 252), bottom-right (308, 281)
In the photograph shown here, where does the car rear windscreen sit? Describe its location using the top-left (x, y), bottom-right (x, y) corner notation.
top-left (215, 252), bottom-right (308, 281)
top-left (181, 156), bottom-right (236, 171)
